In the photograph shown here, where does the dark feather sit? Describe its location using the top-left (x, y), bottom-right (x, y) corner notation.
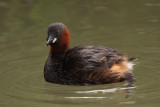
top-left (61, 46), bottom-right (127, 84)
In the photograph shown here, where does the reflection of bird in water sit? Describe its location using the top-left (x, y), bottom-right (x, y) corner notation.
top-left (44, 23), bottom-right (136, 85)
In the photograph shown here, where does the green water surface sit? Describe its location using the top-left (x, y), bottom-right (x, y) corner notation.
top-left (0, 0), bottom-right (160, 107)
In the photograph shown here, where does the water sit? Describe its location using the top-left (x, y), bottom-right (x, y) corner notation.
top-left (0, 0), bottom-right (160, 107)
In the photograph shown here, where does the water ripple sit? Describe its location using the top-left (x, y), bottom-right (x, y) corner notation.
top-left (76, 87), bottom-right (135, 94)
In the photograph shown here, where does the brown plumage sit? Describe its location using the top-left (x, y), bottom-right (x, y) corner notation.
top-left (44, 23), bottom-right (136, 85)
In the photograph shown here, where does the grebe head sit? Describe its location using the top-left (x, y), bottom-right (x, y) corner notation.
top-left (46, 23), bottom-right (70, 54)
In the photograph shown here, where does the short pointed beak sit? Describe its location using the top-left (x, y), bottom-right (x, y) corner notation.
top-left (45, 37), bottom-right (57, 46)
top-left (46, 39), bottom-right (52, 46)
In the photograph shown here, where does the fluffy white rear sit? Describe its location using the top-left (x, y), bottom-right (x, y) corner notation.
top-left (127, 62), bottom-right (135, 70)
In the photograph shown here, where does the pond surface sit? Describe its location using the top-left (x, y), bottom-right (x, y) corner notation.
top-left (0, 0), bottom-right (160, 107)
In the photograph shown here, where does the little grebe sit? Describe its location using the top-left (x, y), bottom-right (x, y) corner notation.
top-left (44, 23), bottom-right (136, 85)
